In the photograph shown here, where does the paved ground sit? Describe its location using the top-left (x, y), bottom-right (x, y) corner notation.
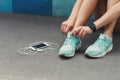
top-left (0, 13), bottom-right (120, 80)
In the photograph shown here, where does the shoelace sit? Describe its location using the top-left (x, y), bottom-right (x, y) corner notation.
top-left (64, 37), bottom-right (77, 47)
top-left (94, 37), bottom-right (108, 50)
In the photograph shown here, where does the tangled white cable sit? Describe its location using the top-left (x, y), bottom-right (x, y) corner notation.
top-left (17, 41), bottom-right (59, 55)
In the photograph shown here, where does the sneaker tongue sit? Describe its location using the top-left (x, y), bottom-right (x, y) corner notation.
top-left (99, 33), bottom-right (106, 39)
top-left (99, 33), bottom-right (112, 40)
top-left (67, 34), bottom-right (71, 38)
top-left (67, 32), bottom-right (72, 38)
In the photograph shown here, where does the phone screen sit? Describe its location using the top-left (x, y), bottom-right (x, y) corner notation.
top-left (32, 43), bottom-right (49, 49)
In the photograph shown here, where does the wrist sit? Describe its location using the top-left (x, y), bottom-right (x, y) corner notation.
top-left (68, 17), bottom-right (76, 22)
top-left (87, 23), bottom-right (96, 33)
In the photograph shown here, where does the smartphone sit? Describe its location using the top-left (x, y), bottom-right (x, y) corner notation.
top-left (29, 42), bottom-right (49, 50)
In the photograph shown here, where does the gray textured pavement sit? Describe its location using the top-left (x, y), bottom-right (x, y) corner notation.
top-left (0, 13), bottom-right (120, 80)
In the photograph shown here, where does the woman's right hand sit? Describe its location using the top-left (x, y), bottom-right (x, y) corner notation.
top-left (61, 20), bottom-right (74, 35)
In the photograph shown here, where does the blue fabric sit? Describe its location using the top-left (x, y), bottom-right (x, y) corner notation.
top-left (52, 0), bottom-right (75, 17)
top-left (0, 0), bottom-right (95, 20)
top-left (0, 0), bottom-right (12, 12)
top-left (12, 0), bottom-right (52, 16)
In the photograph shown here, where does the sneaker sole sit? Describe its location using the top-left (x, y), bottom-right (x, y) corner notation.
top-left (59, 42), bottom-right (82, 57)
top-left (85, 44), bottom-right (113, 58)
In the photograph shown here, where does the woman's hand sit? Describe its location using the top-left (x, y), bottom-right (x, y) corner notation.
top-left (61, 20), bottom-right (75, 35)
top-left (70, 26), bottom-right (93, 39)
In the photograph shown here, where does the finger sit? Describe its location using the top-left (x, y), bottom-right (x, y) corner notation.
top-left (65, 26), bottom-right (69, 32)
top-left (61, 24), bottom-right (67, 34)
top-left (63, 25), bottom-right (67, 32)
top-left (74, 30), bottom-right (79, 36)
top-left (65, 25), bottom-right (72, 32)
top-left (78, 29), bottom-right (84, 39)
top-left (70, 30), bottom-right (74, 36)
top-left (82, 31), bottom-right (86, 39)
top-left (70, 28), bottom-right (77, 36)
top-left (61, 26), bottom-right (64, 32)
top-left (61, 21), bottom-right (67, 30)
top-left (73, 27), bottom-right (82, 36)
top-left (61, 23), bottom-right (64, 31)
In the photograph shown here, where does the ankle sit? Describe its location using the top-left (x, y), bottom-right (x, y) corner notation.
top-left (102, 33), bottom-right (113, 39)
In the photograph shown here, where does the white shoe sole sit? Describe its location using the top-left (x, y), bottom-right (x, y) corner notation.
top-left (85, 44), bottom-right (113, 58)
top-left (59, 42), bottom-right (82, 57)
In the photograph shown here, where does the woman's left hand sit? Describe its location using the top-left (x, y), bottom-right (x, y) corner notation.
top-left (70, 26), bottom-right (93, 39)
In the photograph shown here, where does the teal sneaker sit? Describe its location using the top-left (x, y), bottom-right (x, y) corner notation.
top-left (59, 33), bottom-right (81, 57)
top-left (85, 33), bottom-right (113, 58)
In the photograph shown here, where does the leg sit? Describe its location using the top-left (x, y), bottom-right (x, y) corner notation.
top-left (93, 2), bottom-right (120, 30)
top-left (85, 1), bottom-right (120, 58)
top-left (61, 0), bottom-right (83, 34)
top-left (103, 0), bottom-right (120, 38)
top-left (68, 0), bottom-right (83, 22)
top-left (59, 0), bottom-right (84, 57)
top-left (73, 0), bottom-right (98, 28)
